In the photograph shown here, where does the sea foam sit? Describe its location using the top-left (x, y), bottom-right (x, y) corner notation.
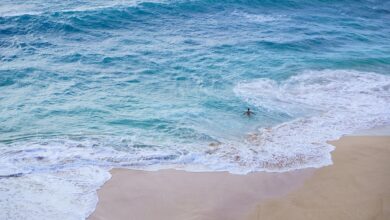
top-left (1, 0), bottom-right (390, 218)
top-left (1, 70), bottom-right (389, 219)
top-left (232, 69), bottom-right (390, 171)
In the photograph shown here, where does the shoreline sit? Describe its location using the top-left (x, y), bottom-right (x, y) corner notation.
top-left (88, 135), bottom-right (390, 220)
top-left (248, 136), bottom-right (390, 220)
top-left (88, 168), bottom-right (314, 220)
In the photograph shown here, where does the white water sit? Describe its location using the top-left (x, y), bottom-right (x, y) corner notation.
top-left (1, 69), bottom-right (389, 219)
top-left (233, 69), bottom-right (390, 171)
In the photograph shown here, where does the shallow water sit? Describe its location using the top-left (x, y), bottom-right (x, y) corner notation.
top-left (1, 0), bottom-right (390, 219)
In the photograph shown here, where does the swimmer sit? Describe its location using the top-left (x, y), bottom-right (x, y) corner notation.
top-left (243, 108), bottom-right (255, 117)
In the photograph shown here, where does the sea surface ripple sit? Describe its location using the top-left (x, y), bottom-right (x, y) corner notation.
top-left (1, 0), bottom-right (390, 219)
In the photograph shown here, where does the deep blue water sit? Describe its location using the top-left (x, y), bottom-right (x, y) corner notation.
top-left (1, 0), bottom-right (390, 219)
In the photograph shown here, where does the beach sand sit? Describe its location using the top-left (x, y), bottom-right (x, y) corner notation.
top-left (88, 136), bottom-right (390, 220)
top-left (248, 136), bottom-right (390, 220)
top-left (88, 167), bottom-right (313, 220)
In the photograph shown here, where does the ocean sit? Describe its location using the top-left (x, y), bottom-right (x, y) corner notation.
top-left (1, 0), bottom-right (390, 219)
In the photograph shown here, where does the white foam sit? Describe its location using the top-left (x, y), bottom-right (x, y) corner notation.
top-left (0, 0), bottom-right (168, 17)
top-left (231, 10), bottom-right (287, 23)
top-left (231, 69), bottom-right (390, 171)
top-left (351, 125), bottom-right (390, 136)
top-left (1, 69), bottom-right (389, 219)
top-left (0, 138), bottom-right (117, 220)
top-left (0, 135), bottom-right (201, 219)
top-left (0, 167), bottom-right (110, 220)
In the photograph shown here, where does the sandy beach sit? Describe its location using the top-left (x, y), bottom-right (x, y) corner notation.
top-left (89, 136), bottom-right (390, 220)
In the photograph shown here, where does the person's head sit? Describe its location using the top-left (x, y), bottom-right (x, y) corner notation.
top-left (247, 108), bottom-right (250, 111)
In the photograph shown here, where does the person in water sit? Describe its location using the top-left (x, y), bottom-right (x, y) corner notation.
top-left (244, 108), bottom-right (255, 117)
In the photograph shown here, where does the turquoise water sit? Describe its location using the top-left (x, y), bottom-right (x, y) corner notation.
top-left (1, 0), bottom-right (390, 219)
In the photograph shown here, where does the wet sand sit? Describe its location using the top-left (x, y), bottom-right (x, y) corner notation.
top-left (248, 136), bottom-right (390, 220)
top-left (88, 168), bottom-right (312, 220)
top-left (88, 136), bottom-right (390, 220)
